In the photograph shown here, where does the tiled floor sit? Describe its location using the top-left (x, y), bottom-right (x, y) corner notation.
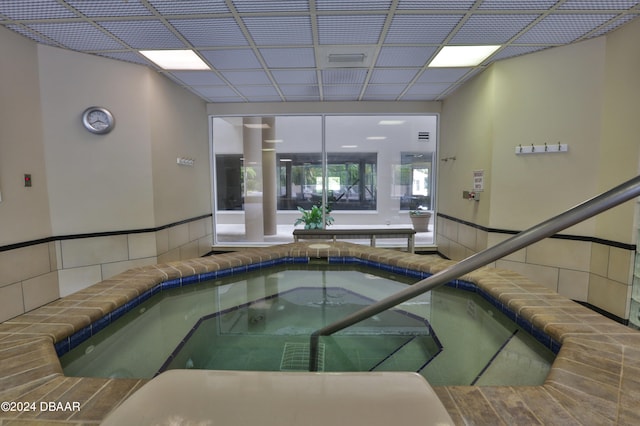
top-left (1, 242), bottom-right (639, 424)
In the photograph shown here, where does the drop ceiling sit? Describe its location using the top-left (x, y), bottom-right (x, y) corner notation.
top-left (1, 0), bottom-right (638, 103)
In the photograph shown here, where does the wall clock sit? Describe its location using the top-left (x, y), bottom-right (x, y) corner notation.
top-left (81, 106), bottom-right (115, 134)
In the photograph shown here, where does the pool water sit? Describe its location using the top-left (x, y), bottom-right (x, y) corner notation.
top-left (60, 264), bottom-right (555, 385)
top-left (161, 287), bottom-right (439, 374)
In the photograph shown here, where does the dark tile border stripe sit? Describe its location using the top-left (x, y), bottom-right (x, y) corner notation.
top-left (0, 214), bottom-right (213, 253)
top-left (437, 212), bottom-right (636, 251)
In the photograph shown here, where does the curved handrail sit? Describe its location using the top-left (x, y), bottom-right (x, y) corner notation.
top-left (309, 175), bottom-right (640, 371)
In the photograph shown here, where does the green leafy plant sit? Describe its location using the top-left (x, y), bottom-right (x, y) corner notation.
top-left (294, 204), bottom-right (334, 229)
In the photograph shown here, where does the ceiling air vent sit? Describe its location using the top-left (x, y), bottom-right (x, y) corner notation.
top-left (418, 132), bottom-right (430, 141)
top-left (328, 53), bottom-right (366, 63)
top-left (318, 46), bottom-right (376, 69)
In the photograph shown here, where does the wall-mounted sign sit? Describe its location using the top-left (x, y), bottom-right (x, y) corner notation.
top-left (473, 170), bottom-right (484, 192)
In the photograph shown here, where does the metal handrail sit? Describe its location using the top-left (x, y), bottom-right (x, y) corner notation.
top-left (309, 174), bottom-right (640, 371)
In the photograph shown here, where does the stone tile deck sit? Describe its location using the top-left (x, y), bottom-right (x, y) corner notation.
top-left (1, 242), bottom-right (639, 425)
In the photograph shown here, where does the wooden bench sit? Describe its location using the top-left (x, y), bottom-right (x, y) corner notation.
top-left (293, 228), bottom-right (416, 253)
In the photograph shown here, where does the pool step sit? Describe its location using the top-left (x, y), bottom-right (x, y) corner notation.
top-left (280, 342), bottom-right (325, 372)
top-left (370, 336), bottom-right (436, 372)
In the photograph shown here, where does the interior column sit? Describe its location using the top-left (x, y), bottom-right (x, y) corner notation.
top-left (242, 117), bottom-right (264, 241)
top-left (262, 117), bottom-right (277, 236)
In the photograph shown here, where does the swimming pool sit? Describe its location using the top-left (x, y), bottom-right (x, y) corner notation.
top-left (59, 262), bottom-right (555, 385)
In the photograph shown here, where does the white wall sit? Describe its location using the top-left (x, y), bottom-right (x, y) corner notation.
top-left (0, 27), bottom-right (52, 244)
top-left (489, 37), bottom-right (606, 236)
top-left (437, 18), bottom-right (640, 319)
top-left (38, 45), bottom-right (156, 234)
top-left (0, 30), bottom-right (212, 319)
top-left (150, 72), bottom-right (212, 227)
top-left (596, 16), bottom-right (640, 243)
top-left (0, 27), bottom-right (58, 321)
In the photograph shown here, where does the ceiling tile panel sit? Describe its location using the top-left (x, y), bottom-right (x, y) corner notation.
top-left (232, 0), bottom-right (309, 12)
top-left (317, 15), bottom-right (386, 45)
top-left (243, 16), bottom-right (313, 45)
top-left (323, 85), bottom-right (362, 100)
top-left (451, 14), bottom-right (540, 44)
top-left (280, 85), bottom-right (320, 97)
top-left (285, 95), bottom-right (322, 101)
top-left (490, 45), bottom-right (548, 61)
top-left (169, 71), bottom-right (227, 86)
top-left (514, 13), bottom-right (617, 44)
top-left (26, 22), bottom-right (125, 50)
top-left (100, 20), bottom-right (185, 49)
top-left (171, 18), bottom-right (249, 47)
top-left (559, 0), bottom-right (640, 10)
top-left (478, 0), bottom-right (558, 10)
top-left (66, 0), bottom-right (152, 17)
top-left (375, 46), bottom-right (437, 67)
top-left (98, 51), bottom-right (150, 65)
top-left (148, 0), bottom-right (230, 15)
top-left (404, 83), bottom-right (452, 96)
top-left (588, 14), bottom-right (640, 37)
top-left (363, 84), bottom-right (408, 96)
top-left (235, 85), bottom-right (281, 98)
top-left (220, 70), bottom-right (273, 85)
top-left (201, 49), bottom-right (262, 70)
top-left (271, 70), bottom-right (318, 85)
top-left (193, 87), bottom-right (245, 102)
top-left (401, 93), bottom-right (438, 101)
top-left (384, 15), bottom-right (462, 44)
top-left (5, 25), bottom-right (60, 46)
top-left (369, 69), bottom-right (419, 84)
top-left (316, 0), bottom-right (393, 10)
top-left (321, 69), bottom-right (368, 85)
top-left (416, 68), bottom-right (472, 83)
top-left (0, 1), bottom-right (76, 19)
top-left (259, 48), bottom-right (316, 68)
top-left (397, 0), bottom-right (476, 10)
top-left (363, 94), bottom-right (403, 101)
top-left (1, 0), bottom-right (637, 103)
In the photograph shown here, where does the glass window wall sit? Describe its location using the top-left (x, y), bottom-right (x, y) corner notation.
top-left (211, 115), bottom-right (436, 247)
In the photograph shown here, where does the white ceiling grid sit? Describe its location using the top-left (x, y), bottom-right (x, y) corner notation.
top-left (1, 0), bottom-right (638, 103)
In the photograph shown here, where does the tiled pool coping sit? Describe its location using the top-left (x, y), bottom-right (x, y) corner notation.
top-left (51, 255), bottom-right (559, 361)
top-left (1, 242), bottom-right (639, 424)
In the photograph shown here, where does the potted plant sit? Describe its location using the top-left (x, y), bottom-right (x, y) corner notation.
top-left (409, 206), bottom-right (431, 232)
top-left (294, 204), bottom-right (334, 229)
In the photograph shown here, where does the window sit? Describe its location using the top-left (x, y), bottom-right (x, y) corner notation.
top-left (211, 115), bottom-right (436, 246)
top-left (276, 152), bottom-right (377, 210)
top-left (399, 152), bottom-right (433, 211)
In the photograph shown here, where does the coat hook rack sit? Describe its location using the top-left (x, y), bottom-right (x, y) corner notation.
top-left (515, 142), bottom-right (568, 155)
top-left (441, 156), bottom-right (456, 162)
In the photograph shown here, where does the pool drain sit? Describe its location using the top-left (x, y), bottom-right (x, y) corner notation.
top-left (280, 342), bottom-right (325, 372)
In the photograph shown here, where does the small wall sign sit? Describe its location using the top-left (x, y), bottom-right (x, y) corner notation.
top-left (473, 170), bottom-right (484, 192)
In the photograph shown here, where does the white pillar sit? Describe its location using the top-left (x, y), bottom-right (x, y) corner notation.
top-left (242, 117), bottom-right (264, 242)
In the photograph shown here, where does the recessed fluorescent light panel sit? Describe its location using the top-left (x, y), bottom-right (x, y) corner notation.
top-left (378, 120), bottom-right (405, 126)
top-left (140, 50), bottom-right (210, 70)
top-left (366, 136), bottom-right (387, 140)
top-left (244, 123), bottom-right (271, 129)
top-left (428, 45), bottom-right (501, 67)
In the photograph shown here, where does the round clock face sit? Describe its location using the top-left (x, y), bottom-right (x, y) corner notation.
top-left (82, 107), bottom-right (115, 134)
